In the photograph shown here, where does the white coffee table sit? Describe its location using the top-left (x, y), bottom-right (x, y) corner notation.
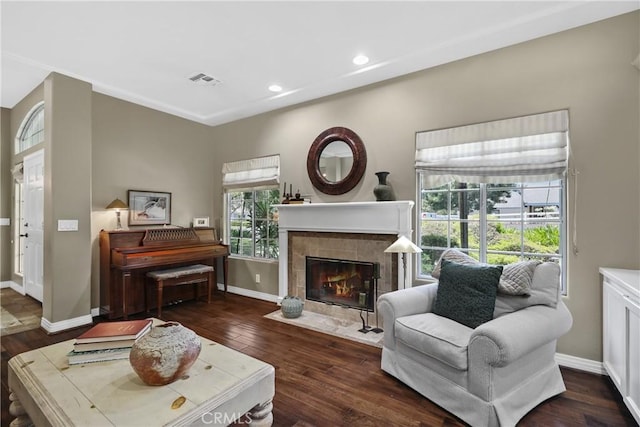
top-left (8, 321), bottom-right (274, 426)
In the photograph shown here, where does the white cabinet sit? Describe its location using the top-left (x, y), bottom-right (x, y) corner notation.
top-left (600, 268), bottom-right (640, 425)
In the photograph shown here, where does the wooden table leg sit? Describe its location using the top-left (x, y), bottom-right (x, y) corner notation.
top-left (207, 269), bottom-right (214, 303)
top-left (247, 400), bottom-right (273, 426)
top-left (9, 392), bottom-right (32, 427)
top-left (145, 278), bottom-right (150, 314)
top-left (157, 279), bottom-right (164, 318)
top-left (122, 272), bottom-right (131, 320)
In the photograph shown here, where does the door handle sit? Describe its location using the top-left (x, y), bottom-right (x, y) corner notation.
top-left (20, 233), bottom-right (29, 238)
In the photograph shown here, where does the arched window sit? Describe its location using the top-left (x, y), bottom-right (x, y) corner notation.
top-left (15, 101), bottom-right (44, 154)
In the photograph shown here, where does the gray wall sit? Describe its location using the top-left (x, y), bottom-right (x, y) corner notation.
top-left (2, 75), bottom-right (93, 324)
top-left (90, 93), bottom-right (217, 306)
top-left (1, 11), bottom-right (637, 361)
top-left (206, 12), bottom-right (640, 361)
top-left (0, 108), bottom-right (11, 281)
top-left (43, 73), bottom-right (93, 323)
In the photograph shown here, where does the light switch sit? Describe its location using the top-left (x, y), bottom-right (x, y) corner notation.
top-left (0, 218), bottom-right (9, 226)
top-left (58, 219), bottom-right (79, 231)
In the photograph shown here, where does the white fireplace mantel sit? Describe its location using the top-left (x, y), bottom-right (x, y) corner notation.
top-left (276, 201), bottom-right (415, 300)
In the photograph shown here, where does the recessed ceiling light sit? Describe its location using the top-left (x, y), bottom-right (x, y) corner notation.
top-left (268, 84), bottom-right (283, 93)
top-left (353, 55), bottom-right (369, 66)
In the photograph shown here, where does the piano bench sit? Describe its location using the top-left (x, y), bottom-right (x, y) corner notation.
top-left (146, 264), bottom-right (215, 318)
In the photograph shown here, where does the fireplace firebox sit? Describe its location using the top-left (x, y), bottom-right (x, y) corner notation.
top-left (305, 256), bottom-right (375, 311)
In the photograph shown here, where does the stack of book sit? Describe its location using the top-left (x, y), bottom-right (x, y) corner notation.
top-left (67, 319), bottom-right (153, 365)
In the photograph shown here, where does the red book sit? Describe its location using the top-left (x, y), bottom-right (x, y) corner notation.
top-left (75, 319), bottom-right (152, 344)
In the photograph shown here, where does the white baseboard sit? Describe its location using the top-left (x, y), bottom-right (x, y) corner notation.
top-left (223, 284), bottom-right (279, 304)
top-left (1, 281), bottom-right (25, 294)
top-left (3, 283), bottom-right (94, 333)
top-left (40, 313), bottom-right (93, 334)
top-left (556, 352), bottom-right (607, 375)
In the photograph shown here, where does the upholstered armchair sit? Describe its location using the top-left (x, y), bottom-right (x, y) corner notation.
top-left (378, 258), bottom-right (573, 427)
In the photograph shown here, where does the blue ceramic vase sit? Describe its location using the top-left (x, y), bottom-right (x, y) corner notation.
top-left (281, 295), bottom-right (304, 318)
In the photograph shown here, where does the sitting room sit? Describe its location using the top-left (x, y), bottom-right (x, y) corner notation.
top-left (1, 2), bottom-right (639, 426)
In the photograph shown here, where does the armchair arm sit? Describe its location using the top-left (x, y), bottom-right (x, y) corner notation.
top-left (377, 284), bottom-right (438, 350)
top-left (469, 300), bottom-right (573, 367)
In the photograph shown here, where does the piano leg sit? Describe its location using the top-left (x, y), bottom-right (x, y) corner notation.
top-left (122, 271), bottom-right (131, 320)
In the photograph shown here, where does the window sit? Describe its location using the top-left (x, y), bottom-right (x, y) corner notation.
top-left (418, 179), bottom-right (565, 274)
top-left (13, 180), bottom-right (24, 276)
top-left (15, 102), bottom-right (44, 154)
top-left (222, 155), bottom-right (280, 260)
top-left (415, 110), bottom-right (569, 290)
top-left (227, 189), bottom-right (280, 259)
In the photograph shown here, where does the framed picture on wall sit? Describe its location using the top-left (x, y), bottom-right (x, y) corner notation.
top-left (193, 217), bottom-right (210, 228)
top-left (128, 190), bottom-right (172, 226)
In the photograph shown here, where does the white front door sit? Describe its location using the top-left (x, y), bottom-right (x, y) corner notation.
top-left (23, 149), bottom-right (44, 302)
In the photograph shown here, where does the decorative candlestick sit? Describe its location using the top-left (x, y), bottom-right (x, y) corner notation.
top-left (358, 309), bottom-right (371, 334)
top-left (371, 263), bottom-right (383, 333)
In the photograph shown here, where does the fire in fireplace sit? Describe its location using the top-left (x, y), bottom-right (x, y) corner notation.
top-left (305, 256), bottom-right (375, 311)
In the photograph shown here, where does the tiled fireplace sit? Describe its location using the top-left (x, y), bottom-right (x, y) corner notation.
top-left (277, 201), bottom-right (415, 323)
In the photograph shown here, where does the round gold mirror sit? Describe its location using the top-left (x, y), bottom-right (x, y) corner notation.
top-left (307, 127), bottom-right (367, 195)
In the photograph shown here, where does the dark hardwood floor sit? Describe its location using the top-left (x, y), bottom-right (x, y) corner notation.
top-left (1, 293), bottom-right (637, 426)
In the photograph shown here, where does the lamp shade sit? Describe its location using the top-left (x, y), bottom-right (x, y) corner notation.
top-left (106, 198), bottom-right (128, 210)
top-left (384, 235), bottom-right (422, 254)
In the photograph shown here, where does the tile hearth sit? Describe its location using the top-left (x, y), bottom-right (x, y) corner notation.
top-left (264, 309), bottom-right (383, 348)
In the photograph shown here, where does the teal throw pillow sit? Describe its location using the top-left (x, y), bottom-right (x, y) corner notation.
top-left (433, 259), bottom-right (503, 329)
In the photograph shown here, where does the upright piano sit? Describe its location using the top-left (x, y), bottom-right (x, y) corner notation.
top-left (99, 227), bottom-right (229, 319)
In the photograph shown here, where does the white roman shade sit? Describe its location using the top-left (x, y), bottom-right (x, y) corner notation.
top-left (415, 110), bottom-right (569, 188)
top-left (222, 154), bottom-right (280, 191)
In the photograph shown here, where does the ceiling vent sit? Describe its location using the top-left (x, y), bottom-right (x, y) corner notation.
top-left (188, 72), bottom-right (222, 86)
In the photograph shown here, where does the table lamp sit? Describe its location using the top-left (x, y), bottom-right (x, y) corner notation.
top-left (106, 198), bottom-right (128, 230)
top-left (384, 235), bottom-right (422, 289)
